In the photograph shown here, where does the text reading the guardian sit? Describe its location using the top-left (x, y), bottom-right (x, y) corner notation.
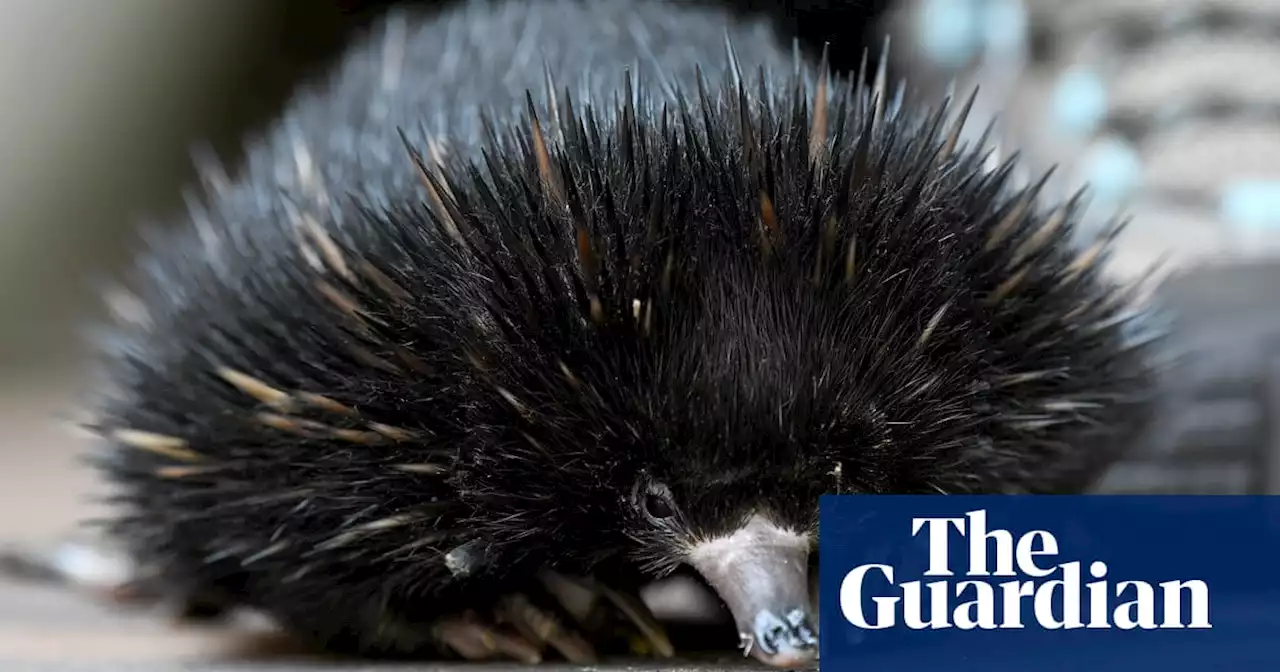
top-left (817, 496), bottom-right (1280, 671)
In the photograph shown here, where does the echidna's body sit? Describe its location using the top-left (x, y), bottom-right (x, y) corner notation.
top-left (85, 0), bottom-right (1159, 667)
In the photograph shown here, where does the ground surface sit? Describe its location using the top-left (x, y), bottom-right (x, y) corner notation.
top-left (0, 569), bottom-right (760, 671)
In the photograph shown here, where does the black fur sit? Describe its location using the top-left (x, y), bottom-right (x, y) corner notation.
top-left (86, 0), bottom-right (1160, 659)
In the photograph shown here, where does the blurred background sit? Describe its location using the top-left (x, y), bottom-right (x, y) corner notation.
top-left (1, 0), bottom-right (1278, 665)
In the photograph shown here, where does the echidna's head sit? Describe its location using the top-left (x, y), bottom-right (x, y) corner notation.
top-left (458, 299), bottom-right (846, 667)
top-left (452, 237), bottom-right (867, 667)
top-left (605, 282), bottom-right (851, 668)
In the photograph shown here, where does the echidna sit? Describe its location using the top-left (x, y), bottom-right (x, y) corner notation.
top-left (63, 0), bottom-right (1160, 667)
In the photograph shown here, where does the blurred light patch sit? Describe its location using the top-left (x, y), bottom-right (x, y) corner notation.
top-left (981, 0), bottom-right (1027, 58)
top-left (919, 0), bottom-right (981, 67)
top-left (1052, 67), bottom-right (1108, 137)
top-left (1220, 180), bottom-right (1280, 232)
top-left (918, 0), bottom-right (1027, 67)
top-left (1081, 136), bottom-right (1143, 204)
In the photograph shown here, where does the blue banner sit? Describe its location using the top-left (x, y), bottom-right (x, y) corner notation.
top-left (818, 495), bottom-right (1280, 671)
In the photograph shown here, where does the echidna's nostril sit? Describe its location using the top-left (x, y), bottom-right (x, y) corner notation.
top-left (756, 614), bottom-right (788, 654)
top-left (754, 608), bottom-right (818, 658)
top-left (787, 608), bottom-right (819, 647)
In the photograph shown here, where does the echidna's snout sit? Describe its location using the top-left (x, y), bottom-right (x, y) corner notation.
top-left (686, 514), bottom-right (817, 668)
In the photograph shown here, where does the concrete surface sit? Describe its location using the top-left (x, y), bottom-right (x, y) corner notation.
top-left (0, 558), bottom-right (759, 670)
top-left (0, 585), bottom-right (757, 671)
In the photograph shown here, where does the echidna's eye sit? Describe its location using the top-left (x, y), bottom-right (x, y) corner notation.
top-left (641, 482), bottom-right (677, 520)
top-left (644, 493), bottom-right (675, 519)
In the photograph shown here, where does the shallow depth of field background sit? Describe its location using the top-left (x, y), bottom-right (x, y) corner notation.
top-left (1, 0), bottom-right (1279, 667)
top-left (0, 0), bottom-right (384, 543)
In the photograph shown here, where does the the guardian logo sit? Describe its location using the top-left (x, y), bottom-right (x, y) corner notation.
top-left (839, 509), bottom-right (1212, 631)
